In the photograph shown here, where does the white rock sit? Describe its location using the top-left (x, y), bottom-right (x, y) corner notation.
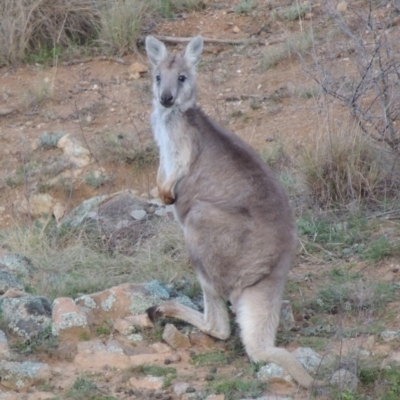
top-left (330, 369), bottom-right (358, 391)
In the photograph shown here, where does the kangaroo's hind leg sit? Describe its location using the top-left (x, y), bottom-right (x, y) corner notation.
top-left (234, 276), bottom-right (320, 389)
top-left (147, 281), bottom-right (231, 340)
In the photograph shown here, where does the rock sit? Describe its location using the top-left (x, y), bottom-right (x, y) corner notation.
top-left (25, 392), bottom-right (55, 400)
top-left (61, 194), bottom-right (108, 227)
top-left (52, 202), bottom-right (65, 223)
top-left (75, 281), bottom-right (169, 323)
top-left (279, 300), bottom-right (295, 331)
top-left (330, 369), bottom-right (358, 391)
top-left (151, 342), bottom-right (172, 354)
top-left (381, 330), bottom-right (400, 342)
top-left (165, 353), bottom-right (181, 364)
top-left (131, 209), bottom-right (147, 220)
top-left (129, 376), bottom-right (164, 390)
top-left (0, 295), bottom-right (52, 340)
top-left (125, 313), bottom-right (154, 328)
top-left (174, 382), bottom-right (190, 396)
top-left (150, 186), bottom-right (159, 199)
top-left (52, 297), bottom-right (90, 340)
top-left (256, 363), bottom-right (294, 385)
top-left (0, 361), bottom-right (51, 391)
top-left (57, 134), bottom-right (91, 167)
top-left (0, 330), bottom-right (11, 360)
top-left (0, 269), bottom-right (24, 294)
top-left (19, 193), bottom-right (57, 217)
top-left (129, 62), bottom-right (148, 74)
top-left (206, 395), bottom-right (225, 400)
top-left (0, 108), bottom-right (16, 116)
top-left (189, 330), bottom-right (219, 349)
top-left (162, 324), bottom-right (191, 349)
top-left (74, 339), bottom-right (131, 370)
top-left (130, 353), bottom-right (169, 366)
top-left (291, 347), bottom-right (322, 374)
top-left (243, 396), bottom-right (291, 400)
top-left (232, 26), bottom-right (241, 33)
top-left (337, 1), bottom-right (347, 12)
top-left (0, 253), bottom-right (34, 277)
top-left (1, 288), bottom-right (27, 298)
top-left (113, 318), bottom-right (135, 335)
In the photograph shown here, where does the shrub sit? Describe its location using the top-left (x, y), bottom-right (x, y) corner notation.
top-left (96, 0), bottom-right (148, 55)
top-left (300, 126), bottom-right (394, 207)
top-left (0, 0), bottom-right (100, 65)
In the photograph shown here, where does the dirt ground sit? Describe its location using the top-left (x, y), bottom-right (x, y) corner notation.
top-left (1, 0), bottom-right (400, 399)
top-left (0, 0), bottom-right (328, 229)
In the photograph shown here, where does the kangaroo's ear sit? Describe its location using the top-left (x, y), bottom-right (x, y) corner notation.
top-left (145, 36), bottom-right (168, 67)
top-left (184, 36), bottom-right (203, 67)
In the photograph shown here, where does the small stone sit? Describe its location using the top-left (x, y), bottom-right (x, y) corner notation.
top-left (74, 339), bottom-right (131, 370)
top-left (292, 347), bottom-right (323, 374)
top-left (186, 386), bottom-right (196, 393)
top-left (150, 186), bottom-right (159, 199)
top-left (173, 382), bottom-right (189, 396)
top-left (381, 330), bottom-right (400, 342)
top-left (129, 62), bottom-right (148, 74)
top-left (130, 353), bottom-right (169, 366)
top-left (205, 396), bottom-right (225, 400)
top-left (52, 203), bottom-right (65, 223)
top-left (162, 324), bottom-right (191, 349)
top-left (280, 300), bottom-right (295, 331)
top-left (129, 376), bottom-right (164, 391)
top-left (0, 330), bottom-right (11, 360)
top-left (152, 342), bottom-right (172, 354)
top-left (19, 194), bottom-right (56, 217)
top-left (0, 270), bottom-right (24, 294)
top-left (330, 369), bottom-right (358, 391)
top-left (232, 26), bottom-right (240, 33)
top-left (209, 367), bottom-right (217, 374)
top-left (165, 353), bottom-right (181, 364)
top-left (205, 374), bottom-right (214, 381)
top-left (189, 330), bottom-right (218, 349)
top-left (257, 363), bottom-right (294, 385)
top-left (337, 1), bottom-right (348, 12)
top-left (0, 361), bottom-right (51, 390)
top-left (131, 209), bottom-right (147, 220)
top-left (52, 297), bottom-right (90, 341)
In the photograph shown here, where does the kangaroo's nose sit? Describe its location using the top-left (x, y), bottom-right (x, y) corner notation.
top-left (160, 92), bottom-right (174, 107)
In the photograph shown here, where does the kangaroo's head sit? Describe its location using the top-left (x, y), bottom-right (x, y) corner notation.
top-left (145, 35), bottom-right (203, 111)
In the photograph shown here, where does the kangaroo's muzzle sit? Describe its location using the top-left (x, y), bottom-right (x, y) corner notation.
top-left (160, 91), bottom-right (174, 108)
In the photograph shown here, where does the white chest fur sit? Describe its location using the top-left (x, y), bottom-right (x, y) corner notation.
top-left (151, 107), bottom-right (192, 182)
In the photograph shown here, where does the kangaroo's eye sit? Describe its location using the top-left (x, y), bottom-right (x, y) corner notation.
top-left (178, 75), bottom-right (186, 83)
top-left (156, 75), bottom-right (161, 83)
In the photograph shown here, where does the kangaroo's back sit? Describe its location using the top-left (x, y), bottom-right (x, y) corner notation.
top-left (145, 35), bottom-right (323, 389)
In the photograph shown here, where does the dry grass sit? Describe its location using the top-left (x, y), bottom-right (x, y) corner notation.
top-left (96, 0), bottom-right (148, 55)
top-left (300, 126), bottom-right (394, 207)
top-left (261, 32), bottom-right (311, 70)
top-left (0, 0), bottom-right (100, 65)
top-left (0, 217), bottom-right (192, 300)
top-left (0, 0), bottom-right (205, 65)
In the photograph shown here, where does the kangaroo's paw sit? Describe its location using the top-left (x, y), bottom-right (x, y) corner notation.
top-left (146, 305), bottom-right (164, 322)
top-left (159, 188), bottom-right (175, 205)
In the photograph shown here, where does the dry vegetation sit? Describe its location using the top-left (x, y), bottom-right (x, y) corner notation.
top-left (1, 0), bottom-right (400, 399)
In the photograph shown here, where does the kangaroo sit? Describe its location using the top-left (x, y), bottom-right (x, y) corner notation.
top-left (145, 35), bottom-right (321, 389)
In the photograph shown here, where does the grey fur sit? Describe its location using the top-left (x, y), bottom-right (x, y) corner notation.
top-left (145, 35), bottom-right (322, 389)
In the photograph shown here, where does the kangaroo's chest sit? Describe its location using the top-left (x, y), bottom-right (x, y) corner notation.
top-left (151, 109), bottom-right (192, 177)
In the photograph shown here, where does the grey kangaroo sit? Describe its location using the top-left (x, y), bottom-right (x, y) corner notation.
top-left (145, 35), bottom-right (320, 389)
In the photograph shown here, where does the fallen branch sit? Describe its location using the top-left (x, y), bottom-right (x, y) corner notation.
top-left (155, 35), bottom-right (285, 46)
top-left (0, 108), bottom-right (16, 116)
top-left (61, 56), bottom-right (128, 66)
